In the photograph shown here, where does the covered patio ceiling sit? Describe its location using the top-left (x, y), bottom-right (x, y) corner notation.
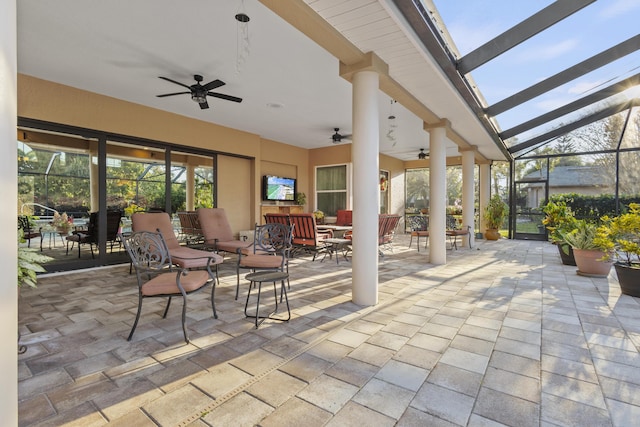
top-left (17, 1), bottom-right (638, 163)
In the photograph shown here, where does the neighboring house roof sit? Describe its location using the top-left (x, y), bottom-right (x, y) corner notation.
top-left (522, 165), bottom-right (611, 188)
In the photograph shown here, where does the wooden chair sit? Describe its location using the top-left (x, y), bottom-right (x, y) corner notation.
top-left (379, 214), bottom-right (401, 255)
top-left (236, 223), bottom-right (293, 300)
top-left (408, 215), bottom-right (429, 252)
top-left (197, 208), bottom-right (252, 256)
top-left (335, 209), bottom-right (352, 226)
top-left (131, 212), bottom-right (224, 280)
top-left (288, 213), bottom-right (332, 258)
top-left (121, 230), bottom-right (218, 343)
top-left (446, 214), bottom-right (472, 250)
top-left (264, 212), bottom-right (290, 227)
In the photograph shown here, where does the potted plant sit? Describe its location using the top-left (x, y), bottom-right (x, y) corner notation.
top-left (484, 194), bottom-right (508, 240)
top-left (295, 192), bottom-right (306, 206)
top-left (51, 211), bottom-right (72, 234)
top-left (542, 200), bottom-right (577, 266)
top-left (560, 220), bottom-right (613, 277)
top-left (313, 210), bottom-right (325, 225)
top-left (594, 203), bottom-right (640, 296)
top-left (18, 229), bottom-right (52, 353)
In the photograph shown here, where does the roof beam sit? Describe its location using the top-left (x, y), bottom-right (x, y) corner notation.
top-left (508, 99), bottom-right (634, 154)
top-left (458, 0), bottom-right (594, 74)
top-left (500, 73), bottom-right (640, 140)
top-left (487, 34), bottom-right (640, 116)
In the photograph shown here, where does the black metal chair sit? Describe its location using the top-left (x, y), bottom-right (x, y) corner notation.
top-left (236, 222), bottom-right (293, 300)
top-left (65, 210), bottom-right (122, 258)
top-left (18, 215), bottom-right (43, 250)
top-left (121, 230), bottom-right (218, 343)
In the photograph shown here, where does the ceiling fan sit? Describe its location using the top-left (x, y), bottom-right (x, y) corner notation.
top-left (156, 74), bottom-right (242, 110)
top-left (331, 128), bottom-right (352, 143)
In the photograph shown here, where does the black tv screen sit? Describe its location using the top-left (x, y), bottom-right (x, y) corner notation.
top-left (263, 175), bottom-right (296, 201)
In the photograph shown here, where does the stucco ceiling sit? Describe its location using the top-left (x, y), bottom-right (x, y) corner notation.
top-left (17, 0), bottom-right (506, 162)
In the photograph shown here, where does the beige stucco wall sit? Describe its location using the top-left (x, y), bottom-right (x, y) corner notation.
top-left (18, 75), bottom-right (408, 229)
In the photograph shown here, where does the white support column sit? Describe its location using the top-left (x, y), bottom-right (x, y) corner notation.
top-left (351, 70), bottom-right (379, 306)
top-left (479, 163), bottom-right (491, 236)
top-left (186, 164), bottom-right (195, 211)
top-left (461, 147), bottom-right (476, 248)
top-left (428, 125), bottom-right (447, 264)
top-left (1, 0), bottom-right (18, 423)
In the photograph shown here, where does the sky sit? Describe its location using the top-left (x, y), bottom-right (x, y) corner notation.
top-left (430, 0), bottom-right (640, 141)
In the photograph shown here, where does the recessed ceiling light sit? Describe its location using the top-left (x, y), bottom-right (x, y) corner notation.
top-left (267, 102), bottom-right (284, 109)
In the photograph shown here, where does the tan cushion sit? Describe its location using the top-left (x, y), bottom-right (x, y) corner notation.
top-left (198, 208), bottom-right (234, 242)
top-left (216, 240), bottom-right (253, 253)
top-left (131, 212), bottom-right (180, 249)
top-left (239, 254), bottom-right (284, 269)
top-left (171, 246), bottom-right (223, 269)
top-left (141, 270), bottom-right (210, 296)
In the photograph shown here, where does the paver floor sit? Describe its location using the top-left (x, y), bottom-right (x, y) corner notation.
top-left (18, 235), bottom-right (640, 426)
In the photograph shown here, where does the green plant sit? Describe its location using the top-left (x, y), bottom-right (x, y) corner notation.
top-left (295, 192), bottom-right (306, 206)
top-left (51, 211), bottom-right (72, 233)
top-left (542, 200), bottom-right (578, 243)
top-left (18, 230), bottom-right (52, 288)
top-left (559, 220), bottom-right (602, 250)
top-left (484, 194), bottom-right (508, 229)
top-left (595, 203), bottom-right (640, 266)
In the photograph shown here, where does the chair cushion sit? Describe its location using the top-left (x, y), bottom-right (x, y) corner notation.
top-left (446, 229), bottom-right (469, 236)
top-left (131, 212), bottom-right (181, 249)
top-left (141, 270), bottom-right (211, 296)
top-left (336, 210), bottom-right (352, 226)
top-left (239, 254), bottom-right (284, 269)
top-left (216, 240), bottom-right (252, 253)
top-left (171, 246), bottom-right (223, 269)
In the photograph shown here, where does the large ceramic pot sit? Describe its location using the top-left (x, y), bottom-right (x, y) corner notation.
top-left (557, 243), bottom-right (576, 266)
top-left (573, 248), bottom-right (613, 277)
top-left (615, 263), bottom-right (640, 297)
top-left (485, 229), bottom-right (501, 240)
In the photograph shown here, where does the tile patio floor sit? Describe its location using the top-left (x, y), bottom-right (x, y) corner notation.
top-left (18, 235), bottom-right (640, 426)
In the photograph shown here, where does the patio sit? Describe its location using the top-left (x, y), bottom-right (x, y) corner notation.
top-left (18, 235), bottom-right (640, 426)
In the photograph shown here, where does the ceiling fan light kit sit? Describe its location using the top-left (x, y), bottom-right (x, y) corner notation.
top-left (157, 74), bottom-right (242, 110)
top-left (331, 128), bottom-right (352, 143)
top-left (418, 148), bottom-right (428, 160)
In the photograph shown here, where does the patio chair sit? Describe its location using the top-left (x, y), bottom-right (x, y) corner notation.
top-left (65, 210), bottom-right (122, 258)
top-left (264, 212), bottom-right (290, 226)
top-left (121, 230), bottom-right (218, 343)
top-left (408, 215), bottom-right (429, 252)
top-left (197, 208), bottom-right (253, 256)
top-left (131, 212), bottom-right (224, 281)
top-left (344, 214), bottom-right (402, 257)
top-left (176, 211), bottom-right (203, 246)
top-left (18, 215), bottom-right (43, 250)
top-left (446, 214), bottom-right (472, 250)
top-left (335, 209), bottom-right (352, 226)
top-left (288, 213), bottom-right (332, 258)
top-left (236, 222), bottom-right (293, 300)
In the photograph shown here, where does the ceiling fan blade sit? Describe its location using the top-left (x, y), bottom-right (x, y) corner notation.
top-left (156, 91), bottom-right (191, 98)
top-left (208, 92), bottom-right (243, 103)
top-left (158, 76), bottom-right (191, 90)
top-left (203, 79), bottom-right (225, 91)
top-left (199, 100), bottom-right (210, 109)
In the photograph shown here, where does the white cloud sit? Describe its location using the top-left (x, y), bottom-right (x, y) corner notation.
top-left (567, 80), bottom-right (607, 95)
top-left (601, 0), bottom-right (640, 18)
top-left (515, 39), bottom-right (578, 62)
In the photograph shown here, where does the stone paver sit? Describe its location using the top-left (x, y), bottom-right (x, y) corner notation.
top-left (17, 237), bottom-right (640, 426)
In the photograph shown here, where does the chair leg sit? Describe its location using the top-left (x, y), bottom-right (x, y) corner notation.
top-left (210, 281), bottom-right (218, 319)
top-left (409, 234), bottom-right (414, 248)
top-left (180, 294), bottom-right (189, 343)
top-left (127, 294), bottom-right (144, 341)
top-left (162, 297), bottom-right (172, 318)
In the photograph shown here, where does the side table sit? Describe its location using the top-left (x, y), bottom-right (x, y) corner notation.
top-left (244, 271), bottom-right (291, 328)
top-left (320, 238), bottom-right (351, 264)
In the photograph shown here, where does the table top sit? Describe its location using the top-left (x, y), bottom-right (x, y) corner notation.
top-left (323, 238), bottom-right (351, 244)
top-left (317, 225), bottom-right (352, 231)
top-left (245, 271), bottom-right (289, 282)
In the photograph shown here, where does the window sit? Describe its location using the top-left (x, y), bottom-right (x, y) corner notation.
top-left (315, 164), bottom-right (349, 216)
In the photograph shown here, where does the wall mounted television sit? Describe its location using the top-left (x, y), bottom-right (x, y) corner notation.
top-left (262, 175), bottom-right (297, 201)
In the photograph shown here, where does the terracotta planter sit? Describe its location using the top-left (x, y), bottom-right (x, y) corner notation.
top-left (615, 263), bottom-right (640, 297)
top-left (557, 243), bottom-right (576, 266)
top-left (485, 229), bottom-right (501, 240)
top-left (573, 248), bottom-right (613, 277)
